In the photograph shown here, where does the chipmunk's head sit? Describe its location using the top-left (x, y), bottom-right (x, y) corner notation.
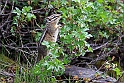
top-left (46, 14), bottom-right (61, 24)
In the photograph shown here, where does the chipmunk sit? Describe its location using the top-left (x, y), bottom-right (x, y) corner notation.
top-left (37, 14), bottom-right (61, 62)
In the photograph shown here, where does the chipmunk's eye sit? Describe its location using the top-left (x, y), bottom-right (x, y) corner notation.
top-left (46, 18), bottom-right (51, 22)
top-left (49, 15), bottom-right (53, 18)
top-left (52, 15), bottom-right (55, 18)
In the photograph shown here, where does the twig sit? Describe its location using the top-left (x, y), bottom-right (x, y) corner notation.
top-left (0, 0), bottom-right (8, 14)
top-left (0, 0), bottom-right (14, 29)
top-left (90, 45), bottom-right (116, 64)
top-left (0, 13), bottom-right (11, 16)
top-left (0, 70), bottom-right (15, 77)
top-left (90, 35), bottom-right (122, 64)
top-left (0, 44), bottom-right (33, 67)
top-left (86, 41), bottom-right (109, 52)
top-left (0, 1), bottom-right (1, 12)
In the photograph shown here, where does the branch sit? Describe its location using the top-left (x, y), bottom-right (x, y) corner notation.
top-left (0, 70), bottom-right (15, 77)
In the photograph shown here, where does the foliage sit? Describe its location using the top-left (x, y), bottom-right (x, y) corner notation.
top-left (32, 0), bottom-right (124, 81)
top-left (105, 61), bottom-right (123, 79)
top-left (12, 6), bottom-right (36, 26)
top-left (32, 42), bottom-right (66, 82)
top-left (32, 0), bottom-right (93, 80)
top-left (32, 0), bottom-right (124, 82)
top-left (113, 68), bottom-right (123, 78)
top-left (7, 0), bottom-right (124, 82)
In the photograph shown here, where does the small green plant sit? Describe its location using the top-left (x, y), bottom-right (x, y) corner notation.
top-left (12, 6), bottom-right (36, 26)
top-left (104, 61), bottom-right (123, 80)
top-left (113, 68), bottom-right (123, 79)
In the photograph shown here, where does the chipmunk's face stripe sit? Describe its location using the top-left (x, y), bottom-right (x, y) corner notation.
top-left (46, 14), bottom-right (61, 23)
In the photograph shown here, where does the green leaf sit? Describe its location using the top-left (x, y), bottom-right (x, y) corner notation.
top-left (72, 0), bottom-right (80, 3)
top-left (113, 68), bottom-right (122, 76)
top-left (22, 6), bottom-right (32, 13)
top-left (97, 0), bottom-right (104, 3)
top-left (26, 13), bottom-right (36, 21)
top-left (13, 7), bottom-right (21, 16)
